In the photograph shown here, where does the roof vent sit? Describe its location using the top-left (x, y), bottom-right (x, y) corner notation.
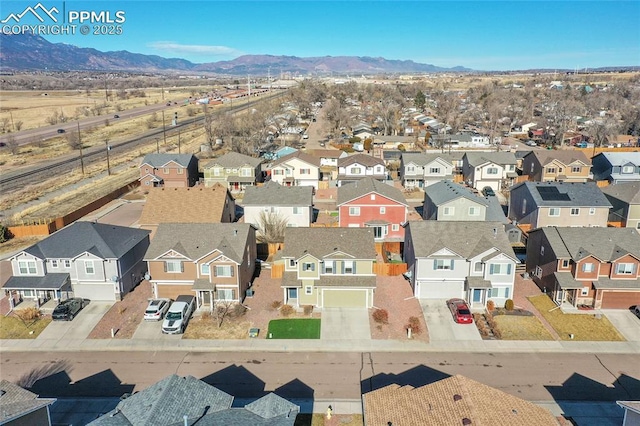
top-left (462, 418), bottom-right (472, 425)
top-left (453, 394), bottom-right (463, 401)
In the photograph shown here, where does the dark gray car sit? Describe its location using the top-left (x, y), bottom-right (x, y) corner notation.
top-left (52, 298), bottom-right (85, 321)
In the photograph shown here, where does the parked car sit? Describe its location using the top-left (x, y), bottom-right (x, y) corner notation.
top-left (446, 298), bottom-right (473, 324)
top-left (113, 114), bottom-right (120, 119)
top-left (632, 305), bottom-right (640, 319)
top-left (482, 186), bottom-right (496, 197)
top-left (57, 129), bottom-right (65, 134)
top-left (525, 140), bottom-right (537, 147)
top-left (302, 133), bottom-right (309, 139)
top-left (144, 298), bottom-right (171, 321)
top-left (52, 298), bottom-right (85, 321)
top-left (162, 295), bottom-right (195, 334)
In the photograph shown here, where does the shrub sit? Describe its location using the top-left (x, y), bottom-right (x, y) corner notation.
top-left (303, 305), bottom-right (314, 316)
top-left (486, 299), bottom-right (495, 312)
top-left (14, 307), bottom-right (40, 322)
top-left (271, 300), bottom-right (282, 310)
top-left (372, 308), bottom-right (389, 324)
top-left (279, 304), bottom-right (295, 317)
top-left (406, 316), bottom-right (421, 335)
top-left (231, 303), bottom-right (247, 318)
top-left (504, 299), bottom-right (514, 311)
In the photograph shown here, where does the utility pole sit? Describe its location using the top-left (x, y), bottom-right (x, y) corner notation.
top-left (178, 128), bottom-right (181, 153)
top-left (162, 111), bottom-right (167, 146)
top-left (105, 139), bottom-right (111, 175)
top-left (248, 75), bottom-right (251, 97)
top-left (268, 67), bottom-right (271, 92)
top-left (77, 121), bottom-right (85, 175)
top-left (9, 111), bottom-right (14, 131)
top-left (156, 137), bottom-right (160, 153)
top-left (104, 74), bottom-right (109, 102)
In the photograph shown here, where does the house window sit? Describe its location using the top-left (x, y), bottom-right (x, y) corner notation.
top-left (548, 208), bottom-right (560, 217)
top-left (145, 181), bottom-right (150, 185)
top-left (371, 225), bottom-right (387, 239)
top-left (324, 261), bottom-right (334, 274)
top-left (302, 262), bottom-right (315, 272)
top-left (487, 167), bottom-right (498, 175)
top-left (474, 262), bottom-right (483, 273)
top-left (582, 263), bottom-right (594, 273)
top-left (562, 259), bottom-right (570, 268)
top-left (468, 206), bottom-right (479, 216)
top-left (407, 166), bottom-right (415, 173)
top-left (351, 167), bottom-right (362, 174)
top-left (232, 169), bottom-right (238, 173)
top-left (288, 259), bottom-right (296, 268)
top-left (273, 169), bottom-right (283, 176)
top-left (540, 246), bottom-right (545, 256)
top-left (177, 168), bottom-right (184, 174)
top-left (392, 224), bottom-right (399, 231)
top-left (165, 260), bottom-right (183, 273)
top-left (429, 167), bottom-right (440, 174)
top-left (622, 165), bottom-right (634, 174)
top-left (215, 265), bottom-right (234, 277)
top-left (616, 263), bottom-right (635, 275)
top-left (305, 286), bottom-right (313, 295)
top-left (570, 208), bottom-right (580, 216)
top-left (349, 207), bottom-right (360, 216)
top-left (343, 261), bottom-right (354, 274)
top-left (433, 259), bottom-right (453, 270)
top-left (489, 263), bottom-right (512, 275)
top-left (547, 167), bottom-right (556, 174)
top-left (214, 168), bottom-right (221, 176)
top-left (534, 266), bottom-right (543, 278)
top-left (530, 163), bottom-right (535, 173)
top-left (84, 260), bottom-right (95, 275)
top-left (64, 260), bottom-right (71, 268)
top-left (18, 260), bottom-right (37, 275)
top-left (443, 206), bottom-right (454, 216)
top-left (217, 288), bottom-right (235, 301)
top-left (201, 264), bottom-right (210, 275)
top-left (51, 259), bottom-right (58, 268)
top-left (581, 286), bottom-right (590, 296)
top-left (300, 168), bottom-right (310, 175)
top-left (370, 194), bottom-right (376, 201)
top-left (380, 207), bottom-right (386, 214)
top-left (293, 207), bottom-right (303, 215)
top-left (241, 168), bottom-right (251, 177)
top-left (572, 166), bottom-right (581, 173)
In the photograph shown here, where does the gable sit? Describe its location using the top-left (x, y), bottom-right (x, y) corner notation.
top-left (429, 248), bottom-right (462, 258)
top-left (343, 192), bottom-right (404, 207)
top-left (425, 157), bottom-right (451, 169)
top-left (154, 249), bottom-right (190, 260)
top-left (297, 253), bottom-right (320, 263)
top-left (323, 250), bottom-right (356, 259)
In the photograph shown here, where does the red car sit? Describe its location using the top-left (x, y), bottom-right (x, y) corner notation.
top-left (447, 298), bottom-right (473, 324)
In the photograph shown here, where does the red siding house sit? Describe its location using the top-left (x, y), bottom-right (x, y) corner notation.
top-left (337, 177), bottom-right (408, 242)
top-left (139, 153), bottom-right (199, 188)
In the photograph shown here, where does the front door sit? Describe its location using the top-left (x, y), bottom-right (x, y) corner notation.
top-left (287, 288), bottom-right (298, 300)
top-left (473, 289), bottom-right (482, 304)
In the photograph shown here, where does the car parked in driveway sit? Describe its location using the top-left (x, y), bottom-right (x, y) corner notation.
top-left (52, 298), bottom-right (86, 321)
top-left (446, 298), bottom-right (473, 324)
top-left (482, 186), bottom-right (496, 197)
top-left (144, 298), bottom-right (171, 321)
top-left (632, 305), bottom-right (640, 319)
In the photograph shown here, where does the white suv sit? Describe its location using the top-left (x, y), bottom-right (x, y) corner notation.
top-left (144, 299), bottom-right (171, 321)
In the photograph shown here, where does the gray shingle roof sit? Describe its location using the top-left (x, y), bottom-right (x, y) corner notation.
top-left (601, 182), bottom-right (640, 204)
top-left (424, 180), bottom-right (488, 207)
top-left (3, 274), bottom-right (70, 290)
top-left (282, 228), bottom-right (377, 260)
top-left (22, 222), bottom-right (149, 260)
top-left (141, 153), bottom-right (196, 168)
top-left (484, 196), bottom-right (508, 223)
top-left (244, 393), bottom-right (299, 419)
top-left (243, 181), bottom-right (313, 206)
top-left (338, 154), bottom-right (384, 168)
top-left (401, 152), bottom-right (453, 167)
top-left (596, 152), bottom-right (640, 167)
top-left (463, 151), bottom-right (517, 167)
top-left (511, 181), bottom-right (612, 207)
top-left (144, 223), bottom-right (253, 263)
top-left (407, 221), bottom-right (516, 260)
top-left (0, 380), bottom-right (56, 424)
top-left (204, 151), bottom-right (263, 168)
top-left (337, 177), bottom-right (407, 206)
top-left (536, 226), bottom-right (640, 262)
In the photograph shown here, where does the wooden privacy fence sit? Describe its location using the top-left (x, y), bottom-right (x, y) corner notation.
top-left (373, 262), bottom-right (408, 276)
top-left (271, 263), bottom-right (284, 278)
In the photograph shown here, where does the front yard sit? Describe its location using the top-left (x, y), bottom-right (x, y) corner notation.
top-left (492, 315), bottom-right (554, 340)
top-left (528, 294), bottom-right (625, 341)
top-left (267, 318), bottom-right (321, 339)
top-left (0, 311), bottom-right (51, 339)
top-left (184, 313), bottom-right (252, 339)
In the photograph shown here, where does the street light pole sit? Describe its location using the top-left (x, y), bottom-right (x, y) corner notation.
top-left (162, 111), bottom-right (167, 146)
top-left (105, 139), bottom-right (111, 175)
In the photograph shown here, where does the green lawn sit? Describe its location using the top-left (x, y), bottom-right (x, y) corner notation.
top-left (267, 319), bottom-right (321, 339)
top-left (528, 295), bottom-right (625, 341)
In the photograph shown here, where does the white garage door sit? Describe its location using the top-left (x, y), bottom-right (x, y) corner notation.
top-left (476, 180), bottom-right (499, 191)
top-left (73, 282), bottom-right (116, 301)
top-left (322, 289), bottom-right (368, 308)
top-left (417, 280), bottom-right (463, 299)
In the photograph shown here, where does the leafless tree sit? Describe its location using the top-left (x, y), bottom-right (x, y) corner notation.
top-left (0, 117), bottom-right (10, 133)
top-left (6, 135), bottom-right (19, 154)
top-left (14, 120), bottom-right (23, 131)
top-left (257, 211), bottom-right (288, 244)
top-left (213, 300), bottom-right (246, 328)
top-left (66, 131), bottom-right (82, 150)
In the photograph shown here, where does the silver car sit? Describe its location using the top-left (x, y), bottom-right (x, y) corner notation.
top-left (143, 298), bottom-right (171, 321)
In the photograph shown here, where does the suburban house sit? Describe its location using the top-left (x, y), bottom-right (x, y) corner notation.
top-left (362, 374), bottom-right (559, 426)
top-left (203, 151), bottom-right (264, 191)
top-left (601, 182), bottom-right (640, 229)
top-left (337, 177), bottom-right (408, 242)
top-left (242, 181), bottom-right (314, 229)
top-left (462, 152), bottom-right (518, 191)
top-left (526, 226), bottom-right (640, 309)
top-left (592, 152), bottom-right (640, 184)
top-left (423, 180), bottom-right (507, 223)
top-left (508, 181), bottom-right (612, 229)
top-left (269, 151), bottom-right (321, 189)
top-left (521, 150), bottom-right (592, 182)
top-left (430, 133), bottom-right (492, 149)
top-left (89, 375), bottom-right (299, 426)
top-left (404, 221), bottom-right (517, 308)
top-left (3, 222), bottom-right (150, 303)
top-left (400, 153), bottom-right (454, 188)
top-left (617, 401), bottom-right (640, 426)
top-left (144, 223), bottom-right (256, 309)
top-left (139, 184), bottom-right (236, 237)
top-left (308, 149), bottom-right (349, 168)
top-left (0, 380), bottom-right (56, 426)
top-left (337, 154), bottom-right (386, 187)
top-left (279, 228), bottom-right (377, 308)
top-left (139, 153), bottom-right (199, 188)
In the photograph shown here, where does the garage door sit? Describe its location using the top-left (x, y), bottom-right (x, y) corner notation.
top-left (417, 280), bottom-right (463, 299)
top-left (476, 180), bottom-right (499, 191)
top-left (73, 282), bottom-right (116, 301)
top-left (323, 289), bottom-right (368, 308)
top-left (156, 283), bottom-right (193, 301)
top-left (600, 291), bottom-right (640, 309)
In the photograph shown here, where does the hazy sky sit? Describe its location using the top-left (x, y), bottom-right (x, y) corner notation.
top-left (2, 1), bottom-right (639, 70)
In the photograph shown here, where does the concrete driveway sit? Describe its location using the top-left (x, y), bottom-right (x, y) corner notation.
top-left (602, 309), bottom-right (640, 342)
top-left (132, 318), bottom-right (183, 340)
top-left (420, 300), bottom-right (482, 341)
top-left (321, 308), bottom-right (370, 340)
top-left (38, 301), bottom-right (113, 341)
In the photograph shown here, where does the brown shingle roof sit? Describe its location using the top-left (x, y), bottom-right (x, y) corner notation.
top-left (363, 375), bottom-right (559, 426)
top-left (527, 150), bottom-right (591, 166)
top-left (139, 184), bottom-right (233, 226)
top-left (339, 153), bottom-right (385, 168)
top-left (272, 150), bottom-right (321, 167)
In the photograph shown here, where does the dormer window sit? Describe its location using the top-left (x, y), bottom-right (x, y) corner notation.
top-left (622, 165), bottom-right (634, 174)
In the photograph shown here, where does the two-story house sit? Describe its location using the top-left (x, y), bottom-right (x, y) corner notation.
top-left (203, 151), bottom-right (263, 191)
top-left (404, 221), bottom-right (517, 308)
top-left (592, 152), bottom-right (640, 184)
top-left (308, 149), bottom-right (349, 168)
top-left (3, 222), bottom-right (150, 303)
top-left (139, 184), bottom-right (236, 237)
top-left (337, 154), bottom-right (386, 187)
top-left (242, 181), bottom-right (314, 230)
top-left (139, 153), bottom-right (199, 188)
top-left (269, 151), bottom-right (321, 189)
top-left (144, 223), bottom-right (257, 310)
top-left (526, 226), bottom-right (640, 309)
top-left (521, 150), bottom-right (591, 182)
top-left (337, 177), bottom-right (408, 242)
top-left (279, 228), bottom-right (377, 309)
top-left (400, 153), bottom-right (454, 189)
top-left (601, 182), bottom-right (640, 229)
top-left (508, 181), bottom-right (612, 230)
top-left (462, 152), bottom-right (518, 191)
top-left (423, 180), bottom-right (507, 223)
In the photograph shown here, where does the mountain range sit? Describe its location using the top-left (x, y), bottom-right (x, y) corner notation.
top-left (0, 32), bottom-right (472, 75)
